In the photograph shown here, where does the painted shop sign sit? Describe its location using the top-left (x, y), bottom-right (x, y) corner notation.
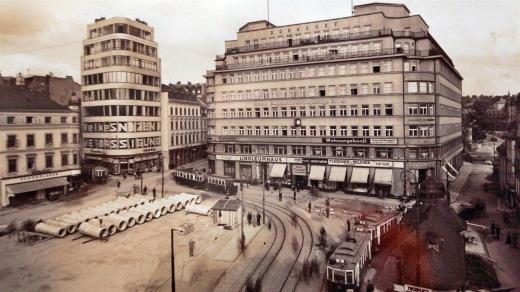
top-left (83, 137), bottom-right (161, 150)
top-left (215, 155), bottom-right (302, 163)
top-left (322, 138), bottom-right (398, 145)
top-left (405, 117), bottom-right (435, 123)
top-left (302, 158), bottom-right (328, 164)
top-left (84, 121), bottom-right (160, 133)
top-left (328, 159), bottom-right (404, 168)
top-left (7, 169), bottom-right (81, 184)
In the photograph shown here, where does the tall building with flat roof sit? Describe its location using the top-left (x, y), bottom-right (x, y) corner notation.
top-left (81, 17), bottom-right (162, 174)
top-left (205, 3), bottom-right (463, 196)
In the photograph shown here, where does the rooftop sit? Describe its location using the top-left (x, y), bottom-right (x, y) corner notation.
top-left (212, 199), bottom-right (241, 211)
top-left (0, 85), bottom-right (72, 113)
top-left (329, 231), bottom-right (371, 270)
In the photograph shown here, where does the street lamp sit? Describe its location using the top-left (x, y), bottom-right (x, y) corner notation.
top-left (400, 169), bottom-right (420, 285)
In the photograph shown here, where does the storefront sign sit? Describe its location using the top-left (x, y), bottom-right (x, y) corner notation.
top-left (215, 155), bottom-right (302, 163)
top-left (328, 159), bottom-right (404, 168)
top-left (302, 158), bottom-right (328, 164)
top-left (83, 137), bottom-right (161, 150)
top-left (322, 138), bottom-right (398, 145)
top-left (404, 284), bottom-right (432, 292)
top-left (292, 164), bottom-right (307, 175)
top-left (6, 169), bottom-right (81, 185)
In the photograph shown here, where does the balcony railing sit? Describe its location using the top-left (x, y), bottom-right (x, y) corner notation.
top-left (216, 48), bottom-right (441, 71)
top-left (225, 29), bottom-right (429, 55)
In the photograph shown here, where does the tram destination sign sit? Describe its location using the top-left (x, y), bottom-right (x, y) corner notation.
top-left (322, 137), bottom-right (398, 145)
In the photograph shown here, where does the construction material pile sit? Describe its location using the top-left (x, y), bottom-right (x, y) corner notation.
top-left (34, 193), bottom-right (202, 240)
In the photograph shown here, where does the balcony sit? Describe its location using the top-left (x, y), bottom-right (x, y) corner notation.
top-left (225, 29), bottom-right (429, 55)
top-left (216, 48), bottom-right (441, 71)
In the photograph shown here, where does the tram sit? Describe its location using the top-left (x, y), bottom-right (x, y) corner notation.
top-left (173, 169), bottom-right (238, 196)
top-left (82, 165), bottom-right (109, 184)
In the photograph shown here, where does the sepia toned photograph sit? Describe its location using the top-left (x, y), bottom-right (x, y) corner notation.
top-left (0, 0), bottom-right (519, 291)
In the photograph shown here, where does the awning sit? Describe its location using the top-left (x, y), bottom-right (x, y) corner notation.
top-left (328, 167), bottom-right (347, 182)
top-left (7, 177), bottom-right (69, 195)
top-left (309, 165), bottom-right (326, 181)
top-left (351, 167), bottom-right (369, 184)
top-left (270, 164), bottom-right (287, 178)
top-left (374, 169), bottom-right (393, 185)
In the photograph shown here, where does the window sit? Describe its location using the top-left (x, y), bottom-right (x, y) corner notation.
top-left (362, 126), bottom-right (370, 136)
top-left (311, 146), bottom-right (326, 156)
top-left (420, 148), bottom-right (429, 158)
top-left (319, 126), bottom-right (327, 136)
top-left (225, 144), bottom-right (235, 153)
top-left (281, 107), bottom-right (287, 117)
top-left (73, 153), bottom-right (79, 165)
top-left (257, 145), bottom-right (269, 154)
top-left (330, 126), bottom-right (337, 136)
top-left (372, 64), bottom-right (380, 73)
top-left (272, 126), bottom-right (279, 136)
top-left (361, 84), bottom-right (369, 95)
top-left (73, 117), bottom-right (78, 123)
top-left (385, 126), bottom-right (394, 136)
top-left (407, 82), bottom-right (418, 93)
top-left (351, 126), bottom-right (359, 137)
top-left (255, 126), bottom-right (261, 136)
top-left (299, 107), bottom-right (306, 117)
top-left (293, 145), bottom-right (307, 155)
top-left (353, 147), bottom-right (368, 158)
top-left (409, 125), bottom-right (419, 137)
top-left (309, 106), bottom-right (316, 116)
top-left (373, 126), bottom-right (381, 136)
top-left (27, 134), bottom-right (35, 147)
top-left (263, 108), bottom-right (269, 117)
top-left (61, 117), bottom-right (67, 123)
top-left (240, 145), bottom-right (251, 154)
top-left (27, 155), bottom-right (36, 170)
top-left (375, 147), bottom-right (393, 159)
top-left (263, 126), bottom-right (269, 136)
top-left (419, 104), bottom-right (428, 115)
top-left (310, 126), bottom-right (317, 136)
top-left (45, 154), bottom-right (54, 168)
top-left (340, 126), bottom-right (348, 136)
top-left (8, 157), bottom-right (17, 173)
top-left (26, 116), bottom-right (35, 124)
top-left (7, 135), bottom-right (17, 148)
top-left (408, 148), bottom-right (418, 159)
top-left (419, 82), bottom-right (428, 93)
top-left (329, 106), bottom-right (336, 116)
top-left (334, 146), bottom-right (347, 156)
top-left (290, 107), bottom-right (297, 117)
top-left (73, 133), bottom-right (78, 144)
top-left (361, 105), bottom-right (369, 116)
top-left (350, 85), bottom-right (358, 95)
top-left (373, 83), bottom-right (381, 94)
top-left (61, 133), bottom-right (68, 144)
top-left (408, 104), bottom-right (418, 115)
top-left (300, 126), bottom-right (307, 136)
top-left (290, 126), bottom-right (297, 136)
top-left (385, 104), bottom-right (393, 115)
top-left (61, 153), bottom-right (69, 166)
top-left (339, 105), bottom-right (347, 116)
top-left (350, 105), bottom-right (358, 116)
top-left (281, 126), bottom-right (288, 136)
top-left (7, 116), bottom-right (15, 124)
top-left (383, 82), bottom-right (392, 94)
top-left (274, 145), bottom-right (287, 155)
top-left (272, 107), bottom-right (278, 117)
top-left (319, 106), bottom-right (326, 116)
top-left (373, 104), bottom-right (381, 116)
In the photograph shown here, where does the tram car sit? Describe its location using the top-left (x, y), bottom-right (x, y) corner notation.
top-left (81, 165), bottom-right (109, 184)
top-left (173, 169), bottom-right (238, 196)
top-left (326, 231), bottom-right (372, 292)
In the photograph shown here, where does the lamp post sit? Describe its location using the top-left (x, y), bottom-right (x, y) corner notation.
top-left (262, 162), bottom-right (266, 224)
top-left (160, 152), bottom-right (165, 198)
top-left (401, 169), bottom-right (420, 285)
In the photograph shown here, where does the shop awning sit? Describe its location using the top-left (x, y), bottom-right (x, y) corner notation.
top-left (309, 165), bottom-right (326, 181)
top-left (7, 177), bottom-right (69, 195)
top-left (328, 167), bottom-right (347, 182)
top-left (374, 169), bottom-right (393, 185)
top-left (351, 167), bottom-right (369, 184)
top-left (270, 164), bottom-right (287, 178)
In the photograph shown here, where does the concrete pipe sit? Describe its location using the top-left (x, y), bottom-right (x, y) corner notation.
top-left (166, 195), bottom-right (189, 209)
top-left (157, 199), bottom-right (178, 213)
top-left (182, 194), bottom-right (202, 204)
top-left (126, 209), bottom-right (153, 222)
top-left (80, 208), bottom-right (103, 218)
top-left (104, 202), bottom-right (130, 211)
top-left (102, 215), bottom-right (128, 232)
top-left (57, 213), bottom-right (88, 223)
top-left (114, 198), bottom-right (139, 208)
top-left (185, 204), bottom-right (213, 216)
top-left (113, 213), bottom-right (137, 228)
top-left (120, 210), bottom-right (145, 225)
top-left (91, 206), bottom-right (115, 216)
top-left (90, 219), bottom-right (118, 236)
top-left (147, 202), bottom-right (168, 216)
top-left (45, 219), bottom-right (77, 234)
top-left (78, 222), bottom-right (108, 239)
top-left (35, 222), bottom-right (67, 238)
top-left (54, 217), bottom-right (82, 231)
top-left (135, 205), bottom-right (162, 219)
top-left (163, 196), bottom-right (185, 210)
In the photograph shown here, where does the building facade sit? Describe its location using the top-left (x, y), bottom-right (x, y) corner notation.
top-left (161, 87), bottom-right (207, 170)
top-left (205, 3), bottom-right (463, 196)
top-left (81, 17), bottom-right (162, 174)
top-left (0, 86), bottom-right (81, 207)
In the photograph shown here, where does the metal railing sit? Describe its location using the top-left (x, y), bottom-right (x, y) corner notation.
top-left (217, 48), bottom-right (441, 70)
top-left (225, 29), bottom-right (429, 55)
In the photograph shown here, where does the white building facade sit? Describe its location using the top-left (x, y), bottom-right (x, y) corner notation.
top-left (81, 17), bottom-right (162, 174)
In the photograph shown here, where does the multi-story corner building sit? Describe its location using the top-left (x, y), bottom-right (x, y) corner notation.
top-left (161, 83), bottom-right (207, 170)
top-left (205, 2), bottom-right (463, 196)
top-left (81, 17), bottom-right (162, 174)
top-left (0, 85), bottom-right (81, 207)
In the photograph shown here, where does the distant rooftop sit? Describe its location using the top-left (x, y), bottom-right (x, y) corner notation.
top-left (0, 85), bottom-right (72, 112)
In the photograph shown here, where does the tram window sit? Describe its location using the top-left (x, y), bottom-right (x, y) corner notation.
top-left (346, 271), bottom-right (354, 284)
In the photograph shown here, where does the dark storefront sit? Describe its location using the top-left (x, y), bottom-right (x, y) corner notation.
top-left (169, 145), bottom-right (207, 169)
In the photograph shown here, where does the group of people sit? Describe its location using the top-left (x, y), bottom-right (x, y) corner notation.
top-left (491, 220), bottom-right (518, 248)
top-left (247, 211), bottom-right (262, 227)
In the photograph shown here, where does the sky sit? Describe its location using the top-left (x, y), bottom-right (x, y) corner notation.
top-left (0, 0), bottom-right (518, 96)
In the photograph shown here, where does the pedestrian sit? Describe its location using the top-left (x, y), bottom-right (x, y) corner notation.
top-left (133, 184), bottom-right (137, 194)
top-left (506, 232), bottom-right (512, 247)
top-left (347, 220), bottom-right (351, 232)
top-left (134, 172), bottom-right (138, 180)
top-left (326, 207), bottom-right (330, 218)
top-left (247, 212), bottom-right (252, 225)
top-left (278, 190), bottom-right (282, 202)
top-left (117, 180), bottom-right (121, 188)
top-left (292, 185), bottom-right (295, 192)
top-left (293, 191), bottom-right (296, 202)
top-left (490, 220), bottom-right (497, 237)
top-left (308, 202), bottom-right (312, 213)
top-left (257, 213), bottom-right (261, 226)
top-left (495, 226), bottom-right (501, 240)
top-left (268, 220), bottom-right (272, 230)
top-left (123, 173), bottom-right (126, 180)
top-left (143, 185), bottom-right (148, 196)
top-left (189, 239), bottom-right (195, 257)
top-left (152, 187), bottom-right (157, 199)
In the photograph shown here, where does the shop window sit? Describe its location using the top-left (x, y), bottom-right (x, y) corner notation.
top-left (376, 147), bottom-right (393, 158)
top-left (353, 147), bottom-right (368, 158)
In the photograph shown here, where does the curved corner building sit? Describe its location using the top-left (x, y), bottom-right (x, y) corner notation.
top-left (81, 17), bottom-right (162, 174)
top-left (204, 3), bottom-right (463, 197)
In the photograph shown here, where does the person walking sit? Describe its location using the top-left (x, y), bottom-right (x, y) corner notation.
top-left (152, 187), bottom-right (156, 199)
top-left (133, 184), bottom-right (137, 194)
top-left (293, 191), bottom-right (296, 202)
top-left (189, 239), bottom-right (195, 257)
top-left (505, 232), bottom-right (512, 247)
top-left (123, 173), bottom-right (126, 180)
top-left (278, 190), bottom-right (282, 202)
top-left (247, 212), bottom-right (252, 225)
top-left (116, 180), bottom-right (121, 189)
top-left (268, 220), bottom-right (272, 230)
top-left (308, 202), bottom-right (312, 213)
top-left (257, 213), bottom-right (261, 226)
top-left (143, 185), bottom-right (148, 196)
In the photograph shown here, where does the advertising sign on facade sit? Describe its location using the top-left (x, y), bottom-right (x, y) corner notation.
top-left (328, 159), bottom-right (404, 168)
top-left (215, 155), bottom-right (302, 163)
top-left (322, 138), bottom-right (398, 145)
top-left (84, 121), bottom-right (160, 133)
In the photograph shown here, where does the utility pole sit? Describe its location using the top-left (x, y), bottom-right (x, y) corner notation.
top-left (262, 162), bottom-right (266, 224)
top-left (171, 229), bottom-right (176, 292)
top-left (161, 152), bottom-right (165, 198)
